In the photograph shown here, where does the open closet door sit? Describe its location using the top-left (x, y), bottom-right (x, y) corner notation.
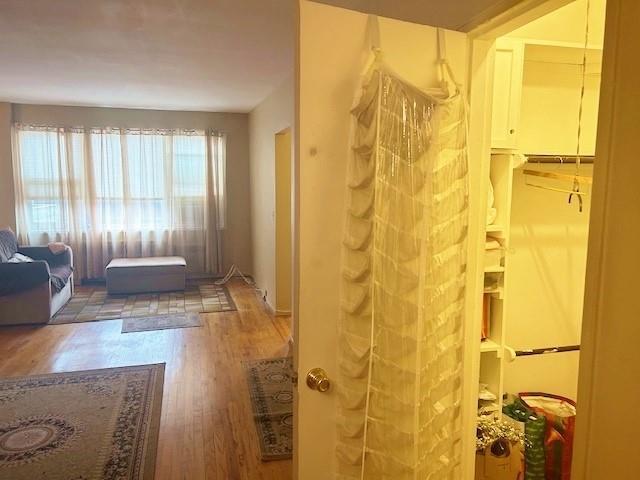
top-left (295, 2), bottom-right (480, 478)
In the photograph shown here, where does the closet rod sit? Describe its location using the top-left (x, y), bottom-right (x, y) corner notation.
top-left (515, 345), bottom-right (580, 357)
top-left (526, 154), bottom-right (594, 164)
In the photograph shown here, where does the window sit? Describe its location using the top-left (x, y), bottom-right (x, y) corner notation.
top-left (13, 124), bottom-right (226, 277)
top-left (17, 126), bottom-right (225, 233)
top-left (17, 128), bottom-right (85, 234)
top-left (87, 130), bottom-right (208, 232)
top-left (15, 126), bottom-right (219, 235)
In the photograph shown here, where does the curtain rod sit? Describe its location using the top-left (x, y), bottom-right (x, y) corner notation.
top-left (515, 344), bottom-right (580, 357)
top-left (526, 154), bottom-right (594, 164)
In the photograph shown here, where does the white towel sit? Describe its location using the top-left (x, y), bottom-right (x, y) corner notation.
top-left (485, 237), bottom-right (501, 250)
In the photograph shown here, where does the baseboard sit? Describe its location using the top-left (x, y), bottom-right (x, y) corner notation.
top-left (262, 299), bottom-right (277, 315)
top-left (80, 272), bottom-right (245, 286)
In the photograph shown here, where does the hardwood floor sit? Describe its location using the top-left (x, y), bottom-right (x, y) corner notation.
top-left (0, 280), bottom-right (293, 480)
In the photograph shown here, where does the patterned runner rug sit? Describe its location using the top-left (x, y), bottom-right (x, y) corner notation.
top-left (243, 357), bottom-right (293, 461)
top-left (121, 312), bottom-right (203, 333)
top-left (0, 364), bottom-right (164, 480)
top-left (52, 280), bottom-right (236, 324)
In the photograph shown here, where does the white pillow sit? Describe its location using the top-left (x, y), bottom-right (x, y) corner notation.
top-left (7, 253), bottom-right (34, 263)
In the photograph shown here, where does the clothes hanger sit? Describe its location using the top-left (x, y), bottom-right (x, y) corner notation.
top-left (522, 167), bottom-right (592, 185)
top-left (523, 163), bottom-right (590, 212)
top-left (523, 157), bottom-right (590, 212)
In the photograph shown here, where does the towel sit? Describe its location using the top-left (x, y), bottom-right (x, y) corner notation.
top-left (485, 237), bottom-right (501, 250)
top-left (48, 242), bottom-right (67, 255)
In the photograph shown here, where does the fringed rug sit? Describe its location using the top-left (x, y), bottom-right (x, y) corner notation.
top-left (121, 312), bottom-right (202, 333)
top-left (0, 364), bottom-right (164, 480)
top-left (243, 357), bottom-right (293, 461)
top-left (52, 280), bottom-right (236, 324)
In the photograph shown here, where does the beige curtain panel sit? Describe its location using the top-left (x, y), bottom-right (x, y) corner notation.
top-left (337, 60), bottom-right (469, 479)
top-left (11, 124), bottom-right (226, 280)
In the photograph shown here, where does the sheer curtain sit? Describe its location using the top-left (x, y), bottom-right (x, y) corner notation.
top-left (12, 124), bottom-right (226, 280)
top-left (337, 62), bottom-right (469, 479)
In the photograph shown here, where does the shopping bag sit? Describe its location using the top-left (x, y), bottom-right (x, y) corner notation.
top-left (520, 393), bottom-right (576, 480)
top-left (503, 398), bottom-right (545, 480)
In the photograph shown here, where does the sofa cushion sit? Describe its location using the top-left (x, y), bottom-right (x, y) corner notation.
top-left (0, 229), bottom-right (18, 263)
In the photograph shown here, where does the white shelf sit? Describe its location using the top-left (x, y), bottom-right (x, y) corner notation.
top-left (484, 286), bottom-right (504, 299)
top-left (486, 224), bottom-right (504, 233)
top-left (480, 339), bottom-right (501, 354)
top-left (484, 265), bottom-right (505, 273)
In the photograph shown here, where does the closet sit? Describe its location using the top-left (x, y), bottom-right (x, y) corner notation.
top-left (476, 0), bottom-right (605, 477)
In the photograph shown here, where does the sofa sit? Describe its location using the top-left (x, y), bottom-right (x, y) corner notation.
top-left (0, 229), bottom-right (74, 325)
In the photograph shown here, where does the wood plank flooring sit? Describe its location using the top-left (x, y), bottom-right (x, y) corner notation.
top-left (0, 280), bottom-right (293, 480)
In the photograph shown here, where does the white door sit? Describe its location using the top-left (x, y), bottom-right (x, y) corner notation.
top-left (294, 3), bottom-right (473, 478)
top-left (490, 38), bottom-right (525, 149)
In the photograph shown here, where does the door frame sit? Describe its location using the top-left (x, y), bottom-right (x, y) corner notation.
top-left (275, 127), bottom-right (293, 316)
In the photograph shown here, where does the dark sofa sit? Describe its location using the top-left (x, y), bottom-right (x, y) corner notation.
top-left (0, 229), bottom-right (74, 325)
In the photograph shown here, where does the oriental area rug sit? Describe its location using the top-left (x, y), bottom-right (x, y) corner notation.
top-left (0, 364), bottom-right (164, 480)
top-left (52, 280), bottom-right (236, 324)
top-left (243, 357), bottom-right (293, 461)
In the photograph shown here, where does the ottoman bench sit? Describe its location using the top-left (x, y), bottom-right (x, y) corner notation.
top-left (106, 256), bottom-right (186, 295)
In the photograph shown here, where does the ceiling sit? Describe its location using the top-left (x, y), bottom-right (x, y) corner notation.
top-left (0, 0), bottom-right (557, 113)
top-left (507, 0), bottom-right (605, 46)
top-left (310, 0), bottom-right (526, 31)
top-left (0, 0), bottom-right (295, 113)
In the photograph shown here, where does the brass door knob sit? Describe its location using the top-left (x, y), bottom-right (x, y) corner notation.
top-left (306, 368), bottom-right (331, 393)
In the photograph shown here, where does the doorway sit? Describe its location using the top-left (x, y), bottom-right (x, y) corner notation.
top-left (469, 1), bottom-right (604, 477)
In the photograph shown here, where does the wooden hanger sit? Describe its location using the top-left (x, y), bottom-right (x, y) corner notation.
top-left (523, 165), bottom-right (589, 212)
top-left (522, 168), bottom-right (592, 185)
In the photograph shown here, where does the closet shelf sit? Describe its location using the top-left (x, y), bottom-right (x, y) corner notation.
top-left (484, 265), bottom-right (505, 273)
top-left (486, 224), bottom-right (504, 233)
top-left (484, 286), bottom-right (504, 299)
top-left (480, 339), bottom-right (501, 354)
top-left (478, 402), bottom-right (501, 416)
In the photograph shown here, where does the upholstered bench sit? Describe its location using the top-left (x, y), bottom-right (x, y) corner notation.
top-left (105, 257), bottom-right (186, 295)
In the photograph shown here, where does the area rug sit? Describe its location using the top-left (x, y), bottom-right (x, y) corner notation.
top-left (121, 312), bottom-right (202, 333)
top-left (243, 357), bottom-right (293, 461)
top-left (0, 364), bottom-right (164, 480)
top-left (52, 280), bottom-right (236, 324)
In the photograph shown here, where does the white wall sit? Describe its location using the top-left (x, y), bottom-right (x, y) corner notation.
top-left (503, 166), bottom-right (592, 400)
top-left (297, 2), bottom-right (468, 477)
top-left (249, 76), bottom-right (295, 309)
top-left (0, 103), bottom-right (14, 230)
top-left (518, 45), bottom-right (601, 155)
top-left (507, 0), bottom-right (606, 47)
